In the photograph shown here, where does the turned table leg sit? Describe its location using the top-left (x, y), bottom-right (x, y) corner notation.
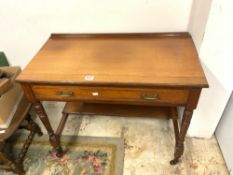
top-left (170, 89), bottom-right (201, 165)
top-left (170, 109), bottom-right (193, 165)
top-left (33, 102), bottom-right (64, 157)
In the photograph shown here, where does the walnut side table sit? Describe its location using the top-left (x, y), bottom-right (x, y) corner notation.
top-left (16, 33), bottom-right (208, 165)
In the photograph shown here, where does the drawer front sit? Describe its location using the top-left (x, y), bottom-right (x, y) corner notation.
top-left (31, 85), bottom-right (189, 104)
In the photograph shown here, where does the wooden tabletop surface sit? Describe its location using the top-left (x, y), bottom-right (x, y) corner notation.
top-left (17, 33), bottom-right (208, 88)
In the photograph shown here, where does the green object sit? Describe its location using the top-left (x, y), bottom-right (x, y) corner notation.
top-left (0, 52), bottom-right (9, 66)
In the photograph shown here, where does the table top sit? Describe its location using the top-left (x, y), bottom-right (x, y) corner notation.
top-left (17, 33), bottom-right (208, 88)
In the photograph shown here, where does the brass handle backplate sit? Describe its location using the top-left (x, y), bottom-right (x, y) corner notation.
top-left (58, 91), bottom-right (74, 97)
top-left (141, 93), bottom-right (160, 100)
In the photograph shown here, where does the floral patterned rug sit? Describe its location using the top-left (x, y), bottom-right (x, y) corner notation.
top-left (0, 135), bottom-right (124, 175)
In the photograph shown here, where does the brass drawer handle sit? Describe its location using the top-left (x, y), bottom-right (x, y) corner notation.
top-left (141, 94), bottom-right (160, 100)
top-left (58, 91), bottom-right (74, 97)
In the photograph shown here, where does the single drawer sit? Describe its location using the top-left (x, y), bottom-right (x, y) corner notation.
top-left (31, 85), bottom-right (189, 105)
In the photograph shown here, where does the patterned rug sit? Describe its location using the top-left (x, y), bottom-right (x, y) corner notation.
top-left (0, 135), bottom-right (124, 175)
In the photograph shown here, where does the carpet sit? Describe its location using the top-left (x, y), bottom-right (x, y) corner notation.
top-left (0, 135), bottom-right (124, 175)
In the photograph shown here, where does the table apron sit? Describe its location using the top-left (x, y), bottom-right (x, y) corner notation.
top-left (30, 85), bottom-right (190, 106)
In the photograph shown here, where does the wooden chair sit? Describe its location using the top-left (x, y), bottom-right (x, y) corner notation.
top-left (0, 66), bottom-right (42, 174)
top-left (0, 95), bottom-right (43, 175)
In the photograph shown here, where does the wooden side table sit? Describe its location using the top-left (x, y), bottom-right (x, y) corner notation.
top-left (17, 33), bottom-right (208, 165)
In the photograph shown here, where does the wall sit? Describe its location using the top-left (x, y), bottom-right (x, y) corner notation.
top-left (189, 0), bottom-right (212, 51)
top-left (188, 0), bottom-right (233, 138)
top-left (4, 0), bottom-right (229, 138)
top-left (0, 0), bottom-right (192, 68)
top-left (200, 0), bottom-right (233, 91)
top-left (216, 93), bottom-right (233, 171)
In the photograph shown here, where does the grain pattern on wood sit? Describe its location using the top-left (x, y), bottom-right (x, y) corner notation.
top-left (31, 85), bottom-right (189, 105)
top-left (17, 33), bottom-right (209, 165)
top-left (16, 33), bottom-right (208, 88)
top-left (63, 102), bottom-right (178, 119)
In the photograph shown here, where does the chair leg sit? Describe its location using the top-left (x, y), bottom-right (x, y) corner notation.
top-left (25, 114), bottom-right (43, 136)
top-left (15, 114), bottom-right (43, 164)
top-left (0, 114), bottom-right (42, 174)
top-left (0, 142), bottom-right (24, 175)
top-left (15, 132), bottom-right (35, 165)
